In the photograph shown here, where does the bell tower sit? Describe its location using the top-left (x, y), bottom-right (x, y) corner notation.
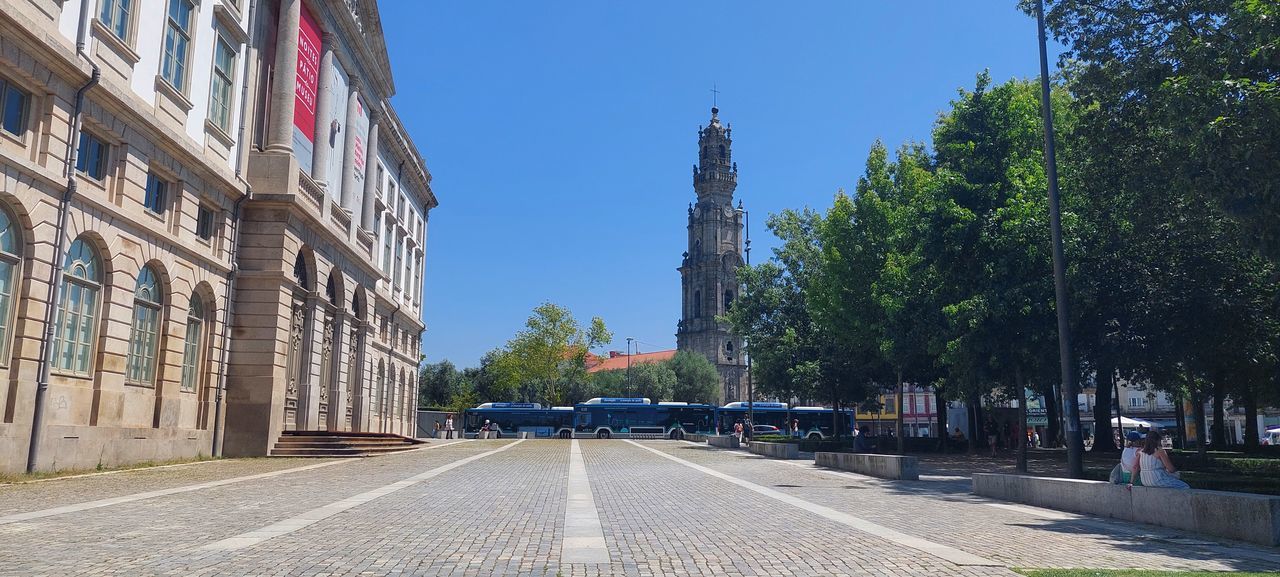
top-left (677, 107), bottom-right (747, 404)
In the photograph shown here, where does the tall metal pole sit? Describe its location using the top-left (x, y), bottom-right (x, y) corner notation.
top-left (744, 206), bottom-right (753, 438)
top-left (626, 337), bottom-right (633, 395)
top-left (1036, 0), bottom-right (1084, 478)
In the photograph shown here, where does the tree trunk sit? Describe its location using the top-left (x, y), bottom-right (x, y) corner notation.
top-left (935, 386), bottom-right (949, 453)
top-left (832, 393), bottom-right (840, 440)
top-left (1016, 369), bottom-right (1028, 473)
top-left (1092, 363), bottom-right (1118, 452)
top-left (1192, 390), bottom-right (1208, 461)
top-left (968, 396), bottom-right (982, 454)
top-left (895, 371), bottom-right (905, 454)
top-left (1244, 391), bottom-right (1259, 451)
top-left (1044, 387), bottom-right (1061, 449)
top-left (1211, 379), bottom-right (1226, 449)
top-left (1173, 389), bottom-right (1187, 450)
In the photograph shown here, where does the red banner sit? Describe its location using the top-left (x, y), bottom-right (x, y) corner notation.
top-left (293, 6), bottom-right (321, 143)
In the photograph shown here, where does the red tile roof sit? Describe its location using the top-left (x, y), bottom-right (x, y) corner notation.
top-left (586, 349), bottom-right (678, 373)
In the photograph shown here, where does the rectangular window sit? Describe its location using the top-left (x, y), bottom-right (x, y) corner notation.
top-left (376, 166), bottom-right (385, 196)
top-left (99, 0), bottom-right (132, 40)
top-left (1128, 396), bottom-right (1144, 409)
top-left (394, 236), bottom-right (403, 288)
top-left (0, 78), bottom-right (29, 137)
top-left (196, 204), bottom-right (214, 240)
top-left (883, 398), bottom-right (896, 414)
top-left (144, 172), bottom-right (167, 214)
top-left (208, 35), bottom-right (236, 132)
top-left (397, 194), bottom-right (406, 222)
top-left (387, 182), bottom-right (396, 210)
top-left (76, 132), bottom-right (109, 180)
top-left (916, 396), bottom-right (927, 415)
top-left (381, 224), bottom-right (393, 275)
top-left (403, 248), bottom-right (412, 295)
top-left (412, 255), bottom-right (421, 303)
top-left (161, 0), bottom-right (194, 90)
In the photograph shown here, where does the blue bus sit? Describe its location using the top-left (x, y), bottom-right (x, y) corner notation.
top-left (715, 402), bottom-right (855, 440)
top-left (572, 398), bottom-right (716, 439)
top-left (462, 403), bottom-right (574, 439)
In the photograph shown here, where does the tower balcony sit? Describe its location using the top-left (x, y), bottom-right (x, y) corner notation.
top-left (693, 169), bottom-right (737, 188)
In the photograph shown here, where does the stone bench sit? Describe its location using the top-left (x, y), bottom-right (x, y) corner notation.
top-left (815, 452), bottom-right (919, 480)
top-left (972, 473), bottom-right (1280, 547)
top-left (708, 435), bottom-right (740, 449)
top-left (685, 433), bottom-right (709, 443)
top-left (747, 441), bottom-right (799, 459)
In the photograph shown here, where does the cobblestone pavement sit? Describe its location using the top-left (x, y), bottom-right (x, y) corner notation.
top-left (0, 439), bottom-right (1276, 576)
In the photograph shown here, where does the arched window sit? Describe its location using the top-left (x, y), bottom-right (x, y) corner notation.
top-left (724, 290), bottom-right (734, 312)
top-left (0, 208), bottom-right (20, 360)
top-left (126, 265), bottom-right (163, 385)
top-left (293, 252), bottom-right (308, 289)
top-left (718, 144), bottom-right (725, 160)
top-left (693, 290), bottom-right (701, 319)
top-left (180, 294), bottom-right (205, 392)
top-left (52, 239), bottom-right (101, 374)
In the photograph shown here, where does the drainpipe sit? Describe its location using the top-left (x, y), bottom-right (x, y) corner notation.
top-left (211, 191), bottom-right (245, 458)
top-left (211, 0), bottom-right (259, 457)
top-left (27, 0), bottom-right (101, 473)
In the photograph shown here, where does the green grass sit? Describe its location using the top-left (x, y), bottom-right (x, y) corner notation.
top-left (1015, 570), bottom-right (1280, 577)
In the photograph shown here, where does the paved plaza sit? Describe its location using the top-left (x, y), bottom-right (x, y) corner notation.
top-left (1, 440), bottom-right (1278, 577)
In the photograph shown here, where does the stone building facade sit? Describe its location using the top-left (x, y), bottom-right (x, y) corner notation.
top-left (676, 107), bottom-right (746, 405)
top-left (0, 0), bottom-right (434, 474)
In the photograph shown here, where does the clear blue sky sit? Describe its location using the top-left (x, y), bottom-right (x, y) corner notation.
top-left (382, 1), bottom-right (1065, 368)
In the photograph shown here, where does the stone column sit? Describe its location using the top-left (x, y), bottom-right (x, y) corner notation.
top-left (339, 79), bottom-right (361, 214)
top-left (360, 108), bottom-right (381, 232)
top-left (327, 309), bottom-right (347, 431)
top-left (310, 35), bottom-right (337, 187)
top-left (266, 0), bottom-right (302, 153)
top-left (298, 292), bottom-right (321, 429)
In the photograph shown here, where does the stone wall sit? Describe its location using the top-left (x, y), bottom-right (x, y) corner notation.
top-left (815, 452), bottom-right (919, 480)
top-left (973, 473), bottom-right (1280, 547)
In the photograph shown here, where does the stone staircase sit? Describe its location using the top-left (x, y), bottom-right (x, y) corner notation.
top-left (270, 430), bottom-right (425, 457)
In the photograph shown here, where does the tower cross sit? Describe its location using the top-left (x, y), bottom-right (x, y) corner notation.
top-left (711, 84), bottom-right (720, 108)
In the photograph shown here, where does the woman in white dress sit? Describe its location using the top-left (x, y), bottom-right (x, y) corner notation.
top-left (1132, 430), bottom-right (1189, 489)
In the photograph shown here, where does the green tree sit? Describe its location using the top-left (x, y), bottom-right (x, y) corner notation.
top-left (490, 302), bottom-right (611, 406)
top-left (418, 361), bottom-right (459, 408)
top-left (629, 363), bottom-right (676, 402)
top-left (666, 351), bottom-right (720, 404)
top-left (1034, 0), bottom-right (1280, 261)
top-left (593, 364), bottom-right (675, 402)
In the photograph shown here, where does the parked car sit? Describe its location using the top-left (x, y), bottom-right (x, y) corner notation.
top-left (752, 424), bottom-right (782, 437)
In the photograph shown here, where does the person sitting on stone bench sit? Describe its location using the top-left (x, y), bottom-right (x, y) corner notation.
top-left (1131, 430), bottom-right (1189, 489)
top-left (1109, 430), bottom-right (1144, 485)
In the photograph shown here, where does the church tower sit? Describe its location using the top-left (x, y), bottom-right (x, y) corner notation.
top-left (677, 107), bottom-right (748, 404)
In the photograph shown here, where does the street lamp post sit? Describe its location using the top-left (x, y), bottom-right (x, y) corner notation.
top-left (626, 336), bottom-right (633, 395)
top-left (742, 203), bottom-right (753, 440)
top-left (1036, 0), bottom-right (1085, 478)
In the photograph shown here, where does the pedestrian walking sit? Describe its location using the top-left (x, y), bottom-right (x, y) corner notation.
top-left (481, 420), bottom-right (491, 440)
top-left (433, 420), bottom-right (441, 439)
top-left (791, 418), bottom-right (800, 439)
top-left (733, 422), bottom-right (743, 443)
top-left (445, 415), bottom-right (455, 439)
